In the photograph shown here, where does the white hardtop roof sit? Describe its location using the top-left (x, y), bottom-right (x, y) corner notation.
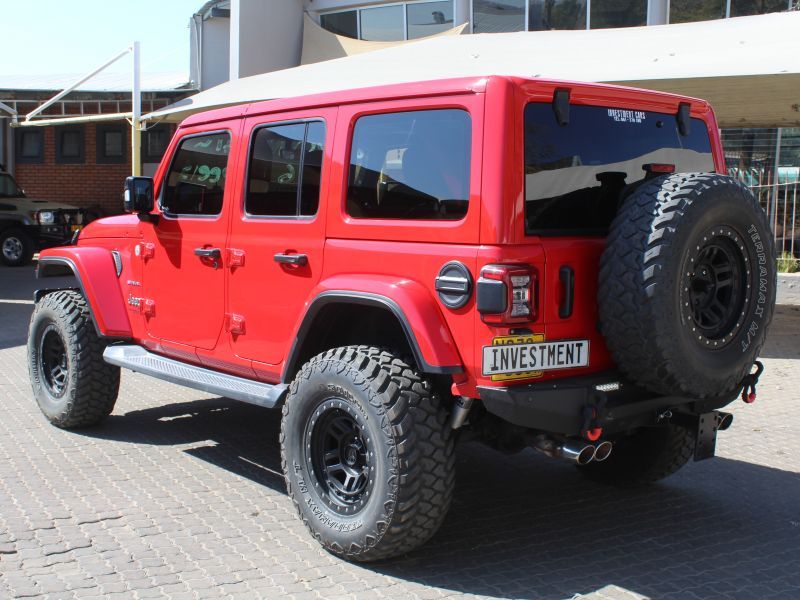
top-left (144, 12), bottom-right (800, 128)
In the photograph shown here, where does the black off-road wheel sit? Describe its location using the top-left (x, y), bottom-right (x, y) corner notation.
top-left (28, 290), bottom-right (120, 428)
top-left (1, 228), bottom-right (35, 267)
top-left (599, 173), bottom-right (776, 399)
top-left (579, 424), bottom-right (696, 485)
top-left (280, 346), bottom-right (455, 562)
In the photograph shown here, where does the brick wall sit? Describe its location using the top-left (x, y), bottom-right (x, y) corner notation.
top-left (15, 121), bottom-right (174, 217)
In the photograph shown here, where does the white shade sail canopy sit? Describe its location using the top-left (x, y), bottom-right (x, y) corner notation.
top-left (144, 12), bottom-right (800, 128)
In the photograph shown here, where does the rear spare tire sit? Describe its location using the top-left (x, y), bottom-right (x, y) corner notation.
top-left (599, 173), bottom-right (776, 399)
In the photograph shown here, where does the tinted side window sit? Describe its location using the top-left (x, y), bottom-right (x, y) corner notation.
top-left (246, 121), bottom-right (325, 217)
top-left (347, 109), bottom-right (471, 221)
top-left (163, 132), bottom-right (230, 216)
top-left (524, 104), bottom-right (714, 235)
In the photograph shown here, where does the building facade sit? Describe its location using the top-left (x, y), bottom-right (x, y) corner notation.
top-left (188, 1), bottom-right (798, 190)
top-left (0, 82), bottom-right (189, 215)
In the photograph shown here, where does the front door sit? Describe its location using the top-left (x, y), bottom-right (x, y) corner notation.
top-left (226, 111), bottom-right (334, 374)
top-left (142, 127), bottom-right (237, 352)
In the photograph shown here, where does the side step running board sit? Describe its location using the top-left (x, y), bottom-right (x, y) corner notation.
top-left (103, 344), bottom-right (287, 409)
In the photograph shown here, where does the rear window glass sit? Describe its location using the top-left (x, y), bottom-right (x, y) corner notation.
top-left (524, 103), bottom-right (714, 235)
top-left (347, 109), bottom-right (471, 221)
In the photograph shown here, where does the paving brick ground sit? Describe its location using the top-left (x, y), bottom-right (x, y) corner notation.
top-left (1, 266), bottom-right (799, 599)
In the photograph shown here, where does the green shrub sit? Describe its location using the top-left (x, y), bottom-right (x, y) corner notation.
top-left (778, 252), bottom-right (799, 273)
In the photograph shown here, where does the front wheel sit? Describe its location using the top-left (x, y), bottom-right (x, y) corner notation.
top-left (28, 290), bottom-right (120, 428)
top-left (280, 346), bottom-right (455, 561)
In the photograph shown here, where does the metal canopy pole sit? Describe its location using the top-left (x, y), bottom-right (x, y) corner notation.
top-left (24, 48), bottom-right (131, 122)
top-left (131, 41), bottom-right (142, 177)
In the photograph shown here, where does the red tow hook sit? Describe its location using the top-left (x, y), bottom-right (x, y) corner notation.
top-left (584, 427), bottom-right (602, 442)
top-left (740, 361), bottom-right (764, 404)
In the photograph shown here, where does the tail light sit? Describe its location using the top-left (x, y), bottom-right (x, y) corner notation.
top-left (477, 264), bottom-right (538, 325)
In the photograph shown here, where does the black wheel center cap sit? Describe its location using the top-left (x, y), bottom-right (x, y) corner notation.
top-left (344, 443), bottom-right (359, 466)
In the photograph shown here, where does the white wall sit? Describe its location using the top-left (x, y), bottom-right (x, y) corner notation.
top-left (230, 0), bottom-right (305, 80)
top-left (201, 16), bottom-right (231, 89)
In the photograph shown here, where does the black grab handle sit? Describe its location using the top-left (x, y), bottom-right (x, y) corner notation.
top-left (559, 266), bottom-right (574, 319)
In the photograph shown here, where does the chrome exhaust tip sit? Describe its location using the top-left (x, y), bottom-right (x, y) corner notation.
top-left (533, 436), bottom-right (596, 465)
top-left (593, 440), bottom-right (613, 462)
top-left (558, 441), bottom-right (597, 466)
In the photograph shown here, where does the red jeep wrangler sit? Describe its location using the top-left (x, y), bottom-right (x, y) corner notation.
top-left (28, 76), bottom-right (776, 561)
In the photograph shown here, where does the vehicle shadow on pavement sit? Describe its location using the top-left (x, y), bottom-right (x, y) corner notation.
top-left (86, 398), bottom-right (287, 494)
top-left (0, 302), bottom-right (34, 350)
top-left (80, 397), bottom-right (800, 599)
top-left (378, 443), bottom-right (800, 599)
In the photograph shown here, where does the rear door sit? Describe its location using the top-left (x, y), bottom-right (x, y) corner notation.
top-left (226, 109), bottom-right (335, 376)
top-left (522, 100), bottom-right (716, 374)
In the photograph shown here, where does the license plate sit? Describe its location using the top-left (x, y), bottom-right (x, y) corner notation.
top-left (70, 225), bottom-right (82, 232)
top-left (483, 337), bottom-right (590, 379)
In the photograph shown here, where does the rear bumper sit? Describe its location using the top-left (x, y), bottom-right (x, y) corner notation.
top-left (478, 372), bottom-right (736, 436)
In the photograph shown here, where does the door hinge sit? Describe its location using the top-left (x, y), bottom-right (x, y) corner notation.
top-left (127, 295), bottom-right (155, 317)
top-left (225, 313), bottom-right (246, 335)
top-left (228, 248), bottom-right (246, 268)
top-left (135, 242), bottom-right (155, 260)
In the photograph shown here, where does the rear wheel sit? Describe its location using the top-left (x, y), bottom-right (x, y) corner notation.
top-left (28, 290), bottom-right (120, 428)
top-left (280, 345), bottom-right (454, 561)
top-left (1, 228), bottom-right (34, 267)
top-left (579, 424), bottom-right (695, 485)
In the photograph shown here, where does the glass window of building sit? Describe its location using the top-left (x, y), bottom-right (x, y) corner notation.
top-left (529, 0), bottom-right (587, 30)
top-left (360, 4), bottom-right (405, 41)
top-left (408, 1), bottom-right (454, 39)
top-left (472, 0), bottom-right (526, 33)
top-left (319, 10), bottom-right (358, 37)
top-left (730, 0), bottom-right (789, 17)
top-left (669, 0), bottom-right (727, 23)
top-left (590, 0), bottom-right (647, 29)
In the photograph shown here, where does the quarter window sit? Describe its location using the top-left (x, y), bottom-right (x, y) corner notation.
top-left (347, 109), bottom-right (471, 221)
top-left (162, 132), bottom-right (230, 216)
top-left (246, 121), bottom-right (325, 217)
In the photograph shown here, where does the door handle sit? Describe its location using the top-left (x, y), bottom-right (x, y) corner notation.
top-left (274, 253), bottom-right (308, 266)
top-left (194, 247), bottom-right (222, 269)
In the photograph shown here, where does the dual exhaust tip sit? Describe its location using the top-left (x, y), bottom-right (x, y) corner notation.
top-left (533, 436), bottom-right (613, 465)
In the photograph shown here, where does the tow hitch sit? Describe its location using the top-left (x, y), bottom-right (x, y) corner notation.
top-left (739, 360), bottom-right (764, 404)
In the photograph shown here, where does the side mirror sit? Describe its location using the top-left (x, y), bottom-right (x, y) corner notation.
top-left (124, 176), bottom-right (154, 214)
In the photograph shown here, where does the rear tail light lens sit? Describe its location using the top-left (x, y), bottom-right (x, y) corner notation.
top-left (477, 264), bottom-right (537, 324)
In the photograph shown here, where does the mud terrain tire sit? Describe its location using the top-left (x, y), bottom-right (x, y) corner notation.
top-left (28, 290), bottom-right (120, 427)
top-left (280, 345), bottom-right (454, 562)
top-left (599, 173), bottom-right (776, 399)
top-left (579, 424), bottom-right (696, 485)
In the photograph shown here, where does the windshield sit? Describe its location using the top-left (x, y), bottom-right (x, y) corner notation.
top-left (0, 174), bottom-right (24, 198)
